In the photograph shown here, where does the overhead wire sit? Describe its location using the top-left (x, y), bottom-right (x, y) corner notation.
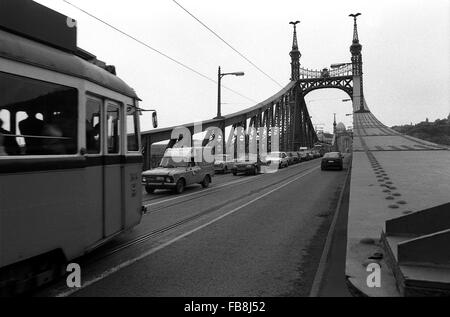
top-left (62, 0), bottom-right (258, 104)
top-left (171, 0), bottom-right (284, 88)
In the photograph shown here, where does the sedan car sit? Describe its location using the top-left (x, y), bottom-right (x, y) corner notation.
top-left (214, 154), bottom-right (234, 174)
top-left (142, 148), bottom-right (214, 194)
top-left (232, 154), bottom-right (262, 175)
top-left (311, 150), bottom-right (321, 159)
top-left (262, 151), bottom-right (289, 169)
top-left (286, 152), bottom-right (300, 165)
top-left (321, 152), bottom-right (343, 170)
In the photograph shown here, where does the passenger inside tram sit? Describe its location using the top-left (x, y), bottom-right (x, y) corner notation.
top-left (86, 121), bottom-right (100, 154)
top-left (1, 71), bottom-right (78, 156)
top-left (18, 109), bottom-right (45, 155)
top-left (0, 118), bottom-right (20, 155)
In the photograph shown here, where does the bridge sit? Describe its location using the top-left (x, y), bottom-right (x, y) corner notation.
top-left (138, 15), bottom-right (450, 297)
top-left (141, 16), bottom-right (368, 170)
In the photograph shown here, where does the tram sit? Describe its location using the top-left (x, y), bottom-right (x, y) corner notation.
top-left (0, 0), bottom-right (155, 294)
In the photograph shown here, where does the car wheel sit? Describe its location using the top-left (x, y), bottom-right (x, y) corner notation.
top-left (232, 170), bottom-right (237, 176)
top-left (201, 175), bottom-right (211, 188)
top-left (174, 179), bottom-right (185, 194)
top-left (145, 185), bottom-right (154, 194)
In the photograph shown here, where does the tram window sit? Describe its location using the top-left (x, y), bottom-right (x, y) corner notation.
top-left (126, 106), bottom-right (139, 152)
top-left (86, 99), bottom-right (101, 154)
top-left (107, 103), bottom-right (121, 154)
top-left (0, 71), bottom-right (78, 156)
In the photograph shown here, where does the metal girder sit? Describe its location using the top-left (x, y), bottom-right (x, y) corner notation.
top-left (140, 81), bottom-right (320, 169)
top-left (299, 75), bottom-right (353, 99)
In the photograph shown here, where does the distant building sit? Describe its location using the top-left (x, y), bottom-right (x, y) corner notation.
top-left (334, 122), bottom-right (353, 153)
top-left (317, 131), bottom-right (334, 144)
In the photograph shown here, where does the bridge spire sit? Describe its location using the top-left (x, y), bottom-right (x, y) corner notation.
top-left (289, 20), bottom-right (301, 81)
top-left (349, 13), bottom-right (368, 113)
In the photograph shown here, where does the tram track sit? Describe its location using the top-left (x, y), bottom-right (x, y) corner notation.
top-left (83, 161), bottom-right (320, 264)
top-left (35, 161), bottom-right (321, 297)
top-left (141, 174), bottom-right (254, 207)
top-left (142, 160), bottom-right (321, 213)
top-left (50, 162), bottom-right (321, 297)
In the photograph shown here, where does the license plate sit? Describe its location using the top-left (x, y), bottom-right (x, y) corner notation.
top-left (328, 160), bottom-right (334, 163)
top-left (156, 176), bottom-right (165, 181)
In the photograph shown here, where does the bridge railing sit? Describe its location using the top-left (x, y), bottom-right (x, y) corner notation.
top-left (299, 64), bottom-right (352, 79)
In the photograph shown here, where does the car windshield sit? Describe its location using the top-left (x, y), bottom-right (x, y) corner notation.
top-left (324, 152), bottom-right (340, 158)
top-left (159, 156), bottom-right (189, 168)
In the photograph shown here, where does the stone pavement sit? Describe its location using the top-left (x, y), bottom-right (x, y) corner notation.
top-left (346, 110), bottom-right (450, 296)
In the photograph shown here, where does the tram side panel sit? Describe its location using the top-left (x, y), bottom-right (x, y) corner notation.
top-left (0, 164), bottom-right (99, 268)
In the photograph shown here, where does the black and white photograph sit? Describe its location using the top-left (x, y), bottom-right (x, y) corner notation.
top-left (0, 0), bottom-right (449, 305)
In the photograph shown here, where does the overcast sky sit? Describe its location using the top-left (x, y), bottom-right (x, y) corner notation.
top-left (36, 0), bottom-right (450, 133)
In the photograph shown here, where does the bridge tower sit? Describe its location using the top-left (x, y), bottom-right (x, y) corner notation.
top-left (289, 21), bottom-right (301, 81)
top-left (349, 13), bottom-right (368, 113)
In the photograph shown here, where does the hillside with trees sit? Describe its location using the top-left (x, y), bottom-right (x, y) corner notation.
top-left (391, 114), bottom-right (450, 146)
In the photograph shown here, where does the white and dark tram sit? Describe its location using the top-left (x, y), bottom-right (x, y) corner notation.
top-left (0, 0), bottom-right (154, 294)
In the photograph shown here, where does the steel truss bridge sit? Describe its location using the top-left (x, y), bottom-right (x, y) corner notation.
top-left (141, 18), bottom-right (366, 170)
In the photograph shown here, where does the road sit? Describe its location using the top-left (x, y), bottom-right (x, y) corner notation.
top-left (37, 156), bottom-right (350, 297)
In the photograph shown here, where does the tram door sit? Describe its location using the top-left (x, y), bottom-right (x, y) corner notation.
top-left (104, 101), bottom-right (123, 236)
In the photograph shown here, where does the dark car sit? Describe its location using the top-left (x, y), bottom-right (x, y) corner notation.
top-left (321, 152), bottom-right (343, 170)
top-left (232, 154), bottom-right (262, 175)
top-left (286, 152), bottom-right (300, 165)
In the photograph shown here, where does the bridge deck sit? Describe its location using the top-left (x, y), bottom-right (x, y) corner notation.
top-left (346, 111), bottom-right (450, 296)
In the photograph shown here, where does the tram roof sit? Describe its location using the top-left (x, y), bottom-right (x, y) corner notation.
top-left (0, 28), bottom-right (139, 100)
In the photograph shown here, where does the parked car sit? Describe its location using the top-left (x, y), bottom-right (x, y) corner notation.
top-left (142, 147), bottom-right (214, 194)
top-left (321, 152), bottom-right (343, 171)
top-left (232, 154), bottom-right (262, 175)
top-left (311, 150), bottom-right (321, 159)
top-left (298, 148), bottom-right (310, 161)
top-left (287, 152), bottom-right (300, 165)
top-left (262, 151), bottom-right (289, 169)
top-left (214, 154), bottom-right (234, 174)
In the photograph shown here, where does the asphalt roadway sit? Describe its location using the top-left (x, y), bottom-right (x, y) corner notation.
top-left (38, 155), bottom-right (350, 297)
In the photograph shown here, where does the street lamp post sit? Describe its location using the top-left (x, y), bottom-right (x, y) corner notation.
top-left (215, 66), bottom-right (245, 119)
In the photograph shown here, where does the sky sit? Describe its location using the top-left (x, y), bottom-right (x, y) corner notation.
top-left (35, 0), bottom-right (450, 133)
